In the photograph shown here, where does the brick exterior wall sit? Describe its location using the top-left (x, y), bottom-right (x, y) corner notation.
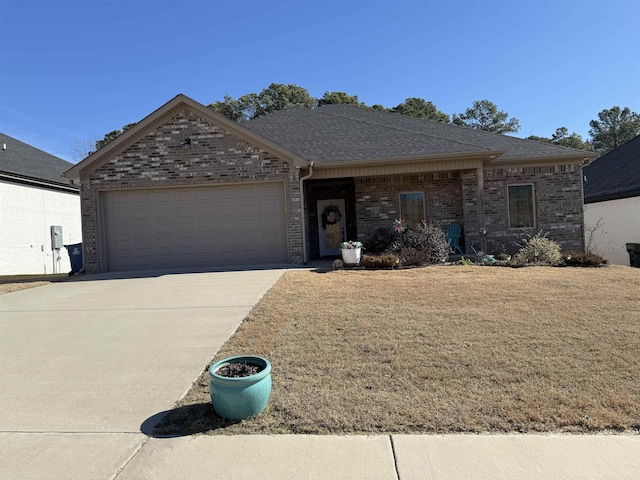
top-left (352, 166), bottom-right (584, 256)
top-left (483, 164), bottom-right (584, 254)
top-left (81, 109), bottom-right (302, 273)
top-left (354, 172), bottom-right (463, 240)
top-left (461, 169), bottom-right (481, 252)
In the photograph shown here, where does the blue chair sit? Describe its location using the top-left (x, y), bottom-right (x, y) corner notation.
top-left (445, 224), bottom-right (464, 254)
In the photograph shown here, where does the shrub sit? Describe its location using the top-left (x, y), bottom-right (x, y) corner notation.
top-left (563, 251), bottom-right (607, 267)
top-left (455, 257), bottom-right (474, 266)
top-left (513, 231), bottom-right (562, 265)
top-left (506, 256), bottom-right (528, 268)
top-left (362, 254), bottom-right (401, 269)
top-left (363, 227), bottom-right (398, 254)
top-left (386, 221), bottom-right (451, 266)
top-left (397, 247), bottom-right (430, 267)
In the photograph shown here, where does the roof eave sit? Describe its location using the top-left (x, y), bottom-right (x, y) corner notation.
top-left (310, 150), bottom-right (505, 169)
top-left (0, 171), bottom-right (79, 192)
top-left (488, 153), bottom-right (597, 169)
top-left (584, 189), bottom-right (640, 204)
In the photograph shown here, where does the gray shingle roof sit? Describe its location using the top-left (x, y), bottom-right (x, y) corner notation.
top-left (0, 132), bottom-right (75, 187)
top-left (583, 135), bottom-right (640, 203)
top-left (245, 104), bottom-right (595, 164)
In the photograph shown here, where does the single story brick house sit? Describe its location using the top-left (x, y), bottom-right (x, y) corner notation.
top-left (583, 135), bottom-right (640, 265)
top-left (64, 94), bottom-right (596, 273)
top-left (1, 132), bottom-right (81, 275)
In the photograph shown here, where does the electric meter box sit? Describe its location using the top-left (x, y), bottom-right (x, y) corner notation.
top-left (50, 225), bottom-right (63, 249)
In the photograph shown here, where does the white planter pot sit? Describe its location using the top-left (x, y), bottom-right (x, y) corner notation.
top-left (341, 247), bottom-right (361, 266)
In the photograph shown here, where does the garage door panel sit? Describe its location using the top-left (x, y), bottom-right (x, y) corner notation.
top-left (102, 182), bottom-right (287, 271)
top-left (174, 190), bottom-right (193, 202)
top-left (152, 191), bottom-right (172, 202)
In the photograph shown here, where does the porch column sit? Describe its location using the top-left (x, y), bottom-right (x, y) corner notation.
top-left (477, 166), bottom-right (487, 253)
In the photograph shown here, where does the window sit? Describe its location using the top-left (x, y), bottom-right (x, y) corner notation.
top-left (508, 184), bottom-right (535, 229)
top-left (399, 192), bottom-right (425, 229)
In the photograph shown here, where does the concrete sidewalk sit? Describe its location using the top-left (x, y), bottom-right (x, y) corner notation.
top-left (2, 431), bottom-right (638, 479)
top-left (1, 267), bottom-right (638, 479)
top-left (114, 434), bottom-right (640, 480)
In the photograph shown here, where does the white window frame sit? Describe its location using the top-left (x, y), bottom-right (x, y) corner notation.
top-left (399, 191), bottom-right (426, 229)
top-left (507, 183), bottom-right (536, 229)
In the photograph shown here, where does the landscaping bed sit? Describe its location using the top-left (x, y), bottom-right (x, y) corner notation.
top-left (154, 265), bottom-right (640, 436)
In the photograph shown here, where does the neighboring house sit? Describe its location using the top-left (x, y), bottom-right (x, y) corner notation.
top-left (0, 133), bottom-right (81, 275)
top-left (583, 135), bottom-right (640, 265)
top-left (64, 94), bottom-right (596, 273)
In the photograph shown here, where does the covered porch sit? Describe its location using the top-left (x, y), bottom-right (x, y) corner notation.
top-left (301, 155), bottom-right (494, 261)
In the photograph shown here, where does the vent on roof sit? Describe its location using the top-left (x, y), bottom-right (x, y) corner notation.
top-left (2, 143), bottom-right (6, 150)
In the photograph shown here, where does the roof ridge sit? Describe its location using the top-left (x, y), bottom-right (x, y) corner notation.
top-left (317, 105), bottom-right (594, 156)
top-left (314, 105), bottom-right (495, 153)
top-left (0, 132), bottom-right (72, 165)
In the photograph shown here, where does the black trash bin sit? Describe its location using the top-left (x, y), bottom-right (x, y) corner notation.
top-left (625, 243), bottom-right (640, 268)
top-left (64, 243), bottom-right (84, 274)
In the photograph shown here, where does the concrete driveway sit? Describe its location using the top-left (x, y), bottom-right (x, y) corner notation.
top-left (0, 268), bottom-right (286, 479)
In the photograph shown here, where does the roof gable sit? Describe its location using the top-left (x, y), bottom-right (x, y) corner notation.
top-left (0, 132), bottom-right (75, 187)
top-left (64, 94), bottom-right (307, 182)
top-left (583, 135), bottom-right (640, 202)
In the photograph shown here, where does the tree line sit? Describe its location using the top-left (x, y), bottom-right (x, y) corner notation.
top-left (95, 83), bottom-right (640, 155)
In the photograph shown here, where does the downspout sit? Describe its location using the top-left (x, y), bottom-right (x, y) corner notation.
top-left (299, 162), bottom-right (314, 264)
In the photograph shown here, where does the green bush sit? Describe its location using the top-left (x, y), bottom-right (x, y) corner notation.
top-left (563, 251), bottom-right (606, 267)
top-left (514, 231), bottom-right (562, 265)
top-left (455, 257), bottom-right (474, 266)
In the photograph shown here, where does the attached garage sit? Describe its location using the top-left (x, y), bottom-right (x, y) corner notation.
top-left (101, 182), bottom-right (287, 271)
top-left (64, 95), bottom-right (307, 274)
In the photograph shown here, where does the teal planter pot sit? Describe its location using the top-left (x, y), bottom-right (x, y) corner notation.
top-left (209, 355), bottom-right (272, 420)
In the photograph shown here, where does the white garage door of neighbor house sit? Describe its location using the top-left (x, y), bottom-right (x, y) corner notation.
top-left (101, 182), bottom-right (288, 271)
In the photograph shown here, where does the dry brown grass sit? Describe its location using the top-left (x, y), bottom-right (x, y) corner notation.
top-left (154, 265), bottom-right (640, 436)
top-left (0, 274), bottom-right (68, 295)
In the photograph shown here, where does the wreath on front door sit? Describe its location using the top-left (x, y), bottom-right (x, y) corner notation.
top-left (321, 205), bottom-right (342, 230)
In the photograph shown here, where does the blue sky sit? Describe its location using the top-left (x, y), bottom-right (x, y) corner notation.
top-left (1, 0), bottom-right (638, 162)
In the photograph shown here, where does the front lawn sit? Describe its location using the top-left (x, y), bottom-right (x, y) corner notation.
top-left (0, 274), bottom-right (68, 295)
top-left (154, 265), bottom-right (640, 436)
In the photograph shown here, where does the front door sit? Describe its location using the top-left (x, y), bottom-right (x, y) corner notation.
top-left (317, 199), bottom-right (346, 257)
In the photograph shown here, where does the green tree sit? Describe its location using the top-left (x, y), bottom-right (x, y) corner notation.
top-left (208, 84), bottom-right (316, 122)
top-left (318, 91), bottom-right (363, 106)
top-left (588, 106), bottom-right (640, 153)
top-left (452, 100), bottom-right (520, 134)
top-left (525, 134), bottom-right (552, 143)
top-left (208, 95), bottom-right (245, 122)
top-left (551, 127), bottom-right (591, 150)
top-left (96, 122), bottom-right (136, 150)
top-left (253, 83), bottom-right (317, 118)
top-left (391, 97), bottom-right (450, 123)
top-left (526, 127), bottom-right (591, 151)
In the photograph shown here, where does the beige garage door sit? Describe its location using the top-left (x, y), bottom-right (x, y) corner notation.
top-left (101, 182), bottom-right (287, 271)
